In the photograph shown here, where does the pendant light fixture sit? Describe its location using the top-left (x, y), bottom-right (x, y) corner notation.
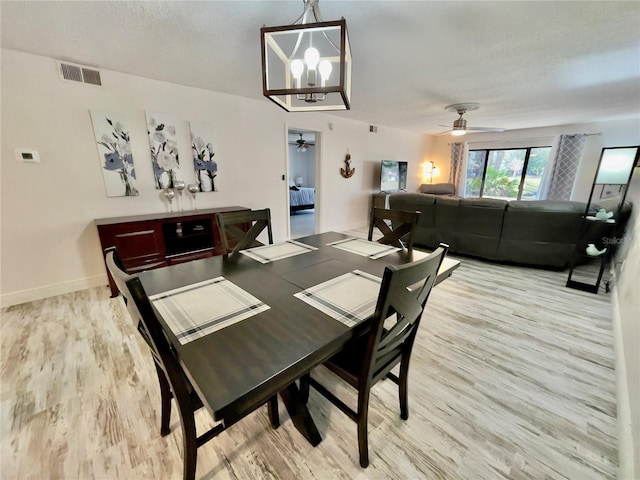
top-left (260, 0), bottom-right (352, 112)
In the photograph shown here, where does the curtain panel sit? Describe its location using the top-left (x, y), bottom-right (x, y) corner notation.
top-left (449, 142), bottom-right (466, 195)
top-left (546, 134), bottom-right (587, 200)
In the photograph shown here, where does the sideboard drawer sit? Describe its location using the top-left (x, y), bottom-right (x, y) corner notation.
top-left (114, 228), bottom-right (163, 264)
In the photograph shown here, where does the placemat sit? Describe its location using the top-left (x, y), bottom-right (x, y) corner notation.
top-left (294, 270), bottom-right (381, 327)
top-left (327, 237), bottom-right (400, 259)
top-left (150, 277), bottom-right (270, 344)
top-left (240, 240), bottom-right (318, 264)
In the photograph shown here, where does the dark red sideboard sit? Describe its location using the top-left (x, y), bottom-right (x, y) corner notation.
top-left (95, 206), bottom-right (250, 297)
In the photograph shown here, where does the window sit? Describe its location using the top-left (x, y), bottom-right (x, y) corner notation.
top-left (464, 147), bottom-right (552, 200)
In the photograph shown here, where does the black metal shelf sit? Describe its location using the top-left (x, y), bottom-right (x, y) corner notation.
top-left (566, 146), bottom-right (639, 294)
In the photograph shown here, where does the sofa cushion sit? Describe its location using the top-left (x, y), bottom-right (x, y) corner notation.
top-left (497, 200), bottom-right (586, 267)
top-left (388, 193), bottom-right (436, 247)
top-left (456, 198), bottom-right (508, 260)
top-left (434, 196), bottom-right (460, 250)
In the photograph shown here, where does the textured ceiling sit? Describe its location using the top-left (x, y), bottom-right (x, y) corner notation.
top-left (2, 1), bottom-right (639, 134)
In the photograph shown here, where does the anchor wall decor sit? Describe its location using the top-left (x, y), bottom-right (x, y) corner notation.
top-left (340, 150), bottom-right (355, 178)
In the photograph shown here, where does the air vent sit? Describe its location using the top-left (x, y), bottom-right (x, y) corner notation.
top-left (57, 60), bottom-right (102, 86)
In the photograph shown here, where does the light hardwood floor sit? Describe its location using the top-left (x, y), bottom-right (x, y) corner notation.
top-left (290, 209), bottom-right (316, 239)
top-left (1, 252), bottom-right (617, 479)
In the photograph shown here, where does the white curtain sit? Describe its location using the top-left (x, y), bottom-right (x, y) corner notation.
top-left (536, 136), bottom-right (560, 200)
top-left (449, 142), bottom-right (467, 195)
top-left (545, 134), bottom-right (588, 200)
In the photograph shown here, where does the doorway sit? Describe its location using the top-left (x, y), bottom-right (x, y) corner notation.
top-left (287, 128), bottom-right (319, 238)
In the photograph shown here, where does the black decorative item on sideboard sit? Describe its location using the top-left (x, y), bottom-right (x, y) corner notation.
top-left (566, 146), bottom-right (639, 294)
top-left (161, 219), bottom-right (214, 257)
top-left (95, 206), bottom-right (250, 297)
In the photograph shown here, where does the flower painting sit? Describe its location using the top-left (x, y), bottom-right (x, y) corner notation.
top-left (146, 112), bottom-right (181, 189)
top-left (190, 122), bottom-right (217, 192)
top-left (90, 111), bottom-right (139, 197)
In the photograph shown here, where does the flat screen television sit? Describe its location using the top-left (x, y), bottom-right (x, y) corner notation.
top-left (380, 160), bottom-right (408, 192)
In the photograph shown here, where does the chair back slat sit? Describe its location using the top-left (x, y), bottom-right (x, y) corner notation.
top-left (378, 315), bottom-right (413, 352)
top-left (216, 208), bottom-right (273, 256)
top-left (105, 248), bottom-right (140, 318)
top-left (368, 208), bottom-right (420, 250)
top-left (105, 248), bottom-right (131, 297)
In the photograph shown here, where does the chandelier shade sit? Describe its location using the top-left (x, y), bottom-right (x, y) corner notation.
top-left (261, 10), bottom-right (352, 112)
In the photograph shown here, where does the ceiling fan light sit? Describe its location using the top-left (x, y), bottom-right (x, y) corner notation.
top-left (451, 116), bottom-right (467, 135)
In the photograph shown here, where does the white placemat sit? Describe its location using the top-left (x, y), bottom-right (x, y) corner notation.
top-left (327, 237), bottom-right (401, 259)
top-left (294, 270), bottom-right (382, 327)
top-left (150, 277), bottom-right (270, 344)
top-left (240, 240), bottom-right (318, 264)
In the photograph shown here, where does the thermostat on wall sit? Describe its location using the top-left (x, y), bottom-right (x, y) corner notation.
top-left (15, 149), bottom-right (41, 163)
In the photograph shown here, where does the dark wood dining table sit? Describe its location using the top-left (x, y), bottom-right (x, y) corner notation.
top-left (137, 231), bottom-right (460, 446)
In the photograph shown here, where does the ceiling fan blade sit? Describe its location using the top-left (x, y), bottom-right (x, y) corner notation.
top-left (437, 124), bottom-right (452, 128)
top-left (466, 126), bottom-right (506, 132)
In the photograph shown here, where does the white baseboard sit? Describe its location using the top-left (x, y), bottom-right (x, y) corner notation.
top-left (611, 287), bottom-right (635, 480)
top-left (1, 274), bottom-right (108, 308)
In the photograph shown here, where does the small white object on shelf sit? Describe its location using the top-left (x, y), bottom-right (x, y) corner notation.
top-left (595, 208), bottom-right (614, 221)
top-left (586, 243), bottom-right (607, 257)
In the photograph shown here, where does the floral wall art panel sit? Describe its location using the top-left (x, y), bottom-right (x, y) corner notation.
top-left (146, 112), bottom-right (181, 189)
top-left (90, 111), bottom-right (139, 197)
top-left (190, 122), bottom-right (217, 192)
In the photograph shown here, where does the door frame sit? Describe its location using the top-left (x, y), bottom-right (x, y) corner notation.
top-left (284, 125), bottom-right (321, 239)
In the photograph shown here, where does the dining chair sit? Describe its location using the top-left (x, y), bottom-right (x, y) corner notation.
top-left (301, 244), bottom-right (449, 468)
top-left (216, 208), bottom-right (273, 256)
top-left (105, 248), bottom-right (279, 480)
top-left (368, 207), bottom-right (420, 251)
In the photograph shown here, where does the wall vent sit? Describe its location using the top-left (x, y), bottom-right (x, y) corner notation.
top-left (57, 60), bottom-right (102, 86)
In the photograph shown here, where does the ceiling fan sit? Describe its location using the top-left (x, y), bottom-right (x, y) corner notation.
top-left (438, 103), bottom-right (505, 136)
top-left (289, 133), bottom-right (315, 152)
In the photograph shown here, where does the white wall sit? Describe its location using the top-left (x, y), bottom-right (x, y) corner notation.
top-left (612, 166), bottom-right (640, 479)
top-left (0, 49), bottom-right (425, 306)
top-left (428, 120), bottom-right (640, 200)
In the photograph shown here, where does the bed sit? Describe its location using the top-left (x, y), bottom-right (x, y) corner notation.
top-left (289, 186), bottom-right (315, 213)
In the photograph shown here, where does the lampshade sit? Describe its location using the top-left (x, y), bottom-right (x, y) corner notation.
top-left (260, 1), bottom-right (352, 112)
top-left (295, 176), bottom-right (304, 186)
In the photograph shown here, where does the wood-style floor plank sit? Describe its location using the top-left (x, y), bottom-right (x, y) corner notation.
top-left (1, 250), bottom-right (617, 479)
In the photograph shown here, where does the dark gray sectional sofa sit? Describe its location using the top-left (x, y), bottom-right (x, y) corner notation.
top-left (388, 193), bottom-right (597, 268)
